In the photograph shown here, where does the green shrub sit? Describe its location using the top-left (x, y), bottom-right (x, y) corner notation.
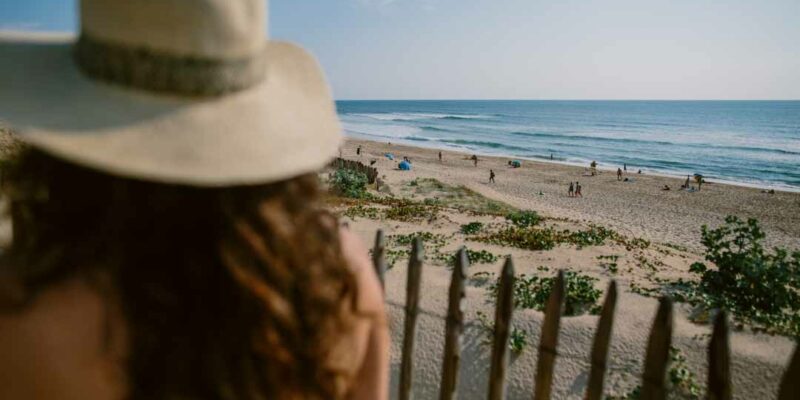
top-left (389, 232), bottom-right (448, 248)
top-left (505, 210), bottom-right (541, 227)
top-left (474, 225), bottom-right (618, 251)
top-left (597, 255), bottom-right (619, 274)
top-left (343, 205), bottom-right (380, 219)
top-left (331, 168), bottom-right (368, 198)
top-left (384, 203), bottom-right (438, 222)
top-left (460, 221), bottom-right (484, 235)
top-left (684, 216), bottom-right (800, 337)
top-left (475, 227), bottom-right (558, 251)
top-left (562, 225), bottom-right (618, 247)
top-left (444, 249), bottom-right (499, 266)
top-left (488, 271), bottom-right (602, 316)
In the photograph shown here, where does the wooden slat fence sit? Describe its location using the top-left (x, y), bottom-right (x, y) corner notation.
top-left (372, 231), bottom-right (800, 400)
top-left (329, 157), bottom-right (379, 184)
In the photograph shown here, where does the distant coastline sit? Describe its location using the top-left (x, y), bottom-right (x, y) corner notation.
top-left (337, 100), bottom-right (800, 192)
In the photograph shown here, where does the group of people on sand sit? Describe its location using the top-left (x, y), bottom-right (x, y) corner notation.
top-left (568, 181), bottom-right (583, 197)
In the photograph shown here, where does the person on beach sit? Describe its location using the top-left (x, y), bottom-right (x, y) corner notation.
top-left (489, 169), bottom-right (496, 183)
top-left (683, 175), bottom-right (691, 189)
top-left (617, 168), bottom-right (623, 181)
top-left (568, 182), bottom-right (575, 197)
top-left (590, 161), bottom-right (598, 176)
top-left (0, 2), bottom-right (388, 400)
top-left (624, 163), bottom-right (627, 171)
top-left (576, 182), bottom-right (583, 197)
top-left (471, 154), bottom-right (478, 166)
top-left (438, 151), bottom-right (442, 162)
top-left (357, 145), bottom-right (362, 156)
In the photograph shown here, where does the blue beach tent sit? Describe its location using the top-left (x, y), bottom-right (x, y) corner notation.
top-left (399, 160), bottom-right (412, 170)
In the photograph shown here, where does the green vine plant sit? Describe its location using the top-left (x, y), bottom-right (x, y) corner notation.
top-left (486, 270), bottom-right (603, 316)
top-left (475, 310), bottom-right (529, 354)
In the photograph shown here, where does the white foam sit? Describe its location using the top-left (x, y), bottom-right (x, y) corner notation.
top-left (346, 112), bottom-right (491, 121)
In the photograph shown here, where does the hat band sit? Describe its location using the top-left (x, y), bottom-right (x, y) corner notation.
top-left (74, 34), bottom-right (267, 97)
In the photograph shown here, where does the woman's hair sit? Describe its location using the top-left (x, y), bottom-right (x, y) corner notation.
top-left (0, 148), bottom-right (358, 399)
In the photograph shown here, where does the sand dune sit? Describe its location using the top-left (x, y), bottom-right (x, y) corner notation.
top-left (338, 138), bottom-right (799, 399)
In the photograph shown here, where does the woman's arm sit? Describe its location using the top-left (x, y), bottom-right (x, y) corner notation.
top-left (339, 228), bottom-right (390, 400)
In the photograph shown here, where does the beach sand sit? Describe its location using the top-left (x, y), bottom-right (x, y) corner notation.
top-left (334, 138), bottom-right (799, 399)
top-left (346, 138), bottom-right (800, 252)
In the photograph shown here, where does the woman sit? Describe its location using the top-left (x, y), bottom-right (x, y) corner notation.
top-left (0, 0), bottom-right (388, 399)
top-left (0, 147), bottom-right (388, 400)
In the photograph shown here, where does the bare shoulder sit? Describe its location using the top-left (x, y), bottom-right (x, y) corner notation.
top-left (339, 227), bottom-right (385, 318)
top-left (0, 279), bottom-right (127, 399)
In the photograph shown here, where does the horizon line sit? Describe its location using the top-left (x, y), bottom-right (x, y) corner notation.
top-left (335, 98), bottom-right (800, 102)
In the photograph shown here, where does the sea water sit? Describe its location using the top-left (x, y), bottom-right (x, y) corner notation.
top-left (337, 100), bottom-right (800, 191)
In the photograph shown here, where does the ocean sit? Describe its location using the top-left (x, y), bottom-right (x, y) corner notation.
top-left (337, 100), bottom-right (800, 191)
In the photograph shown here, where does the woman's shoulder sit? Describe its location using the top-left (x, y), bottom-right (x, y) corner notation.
top-left (0, 278), bottom-right (128, 399)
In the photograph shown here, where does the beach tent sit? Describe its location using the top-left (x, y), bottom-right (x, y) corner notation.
top-left (399, 160), bottom-right (412, 170)
top-left (510, 160), bottom-right (522, 168)
top-left (385, 153), bottom-right (395, 160)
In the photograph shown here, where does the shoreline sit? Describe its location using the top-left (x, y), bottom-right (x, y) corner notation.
top-left (346, 133), bottom-right (800, 193)
top-left (342, 137), bottom-right (800, 251)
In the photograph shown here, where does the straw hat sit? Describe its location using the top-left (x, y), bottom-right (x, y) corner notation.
top-left (0, 0), bottom-right (342, 186)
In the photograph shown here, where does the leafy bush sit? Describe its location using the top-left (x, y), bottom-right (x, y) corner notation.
top-left (562, 225), bottom-right (618, 247)
top-left (488, 271), bottom-right (602, 316)
top-left (389, 231), bottom-right (448, 248)
top-left (460, 221), bottom-right (484, 235)
top-left (331, 168), bottom-right (368, 198)
top-left (384, 203), bottom-right (438, 222)
top-left (343, 205), bottom-right (380, 219)
top-left (506, 210), bottom-right (542, 227)
top-left (444, 249), bottom-right (499, 266)
top-left (474, 225), bottom-right (617, 251)
top-left (597, 255), bottom-right (619, 274)
top-left (474, 227), bottom-right (558, 251)
top-left (684, 216), bottom-right (800, 337)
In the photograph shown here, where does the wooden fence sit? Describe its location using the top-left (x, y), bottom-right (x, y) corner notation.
top-left (329, 157), bottom-right (379, 184)
top-left (370, 230), bottom-right (800, 400)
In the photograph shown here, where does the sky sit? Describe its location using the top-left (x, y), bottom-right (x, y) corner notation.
top-left (1, 0), bottom-right (799, 100)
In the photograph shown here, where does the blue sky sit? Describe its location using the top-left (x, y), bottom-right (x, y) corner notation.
top-left (2, 0), bottom-right (799, 100)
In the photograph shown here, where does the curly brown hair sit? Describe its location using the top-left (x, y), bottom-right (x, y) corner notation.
top-left (0, 148), bottom-right (359, 399)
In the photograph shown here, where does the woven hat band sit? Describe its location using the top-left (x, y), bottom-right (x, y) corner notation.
top-left (74, 33), bottom-right (267, 97)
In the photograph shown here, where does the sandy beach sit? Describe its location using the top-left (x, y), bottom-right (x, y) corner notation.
top-left (332, 138), bottom-right (800, 399)
top-left (345, 138), bottom-right (800, 252)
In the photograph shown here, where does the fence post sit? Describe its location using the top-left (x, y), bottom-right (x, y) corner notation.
top-left (399, 238), bottom-right (425, 400)
top-left (533, 270), bottom-right (566, 400)
top-left (372, 230), bottom-right (387, 289)
top-left (640, 298), bottom-right (673, 400)
top-left (778, 343), bottom-right (800, 400)
top-left (585, 281), bottom-right (618, 400)
top-left (488, 257), bottom-right (516, 400)
top-left (439, 248), bottom-right (469, 400)
top-left (708, 310), bottom-right (731, 400)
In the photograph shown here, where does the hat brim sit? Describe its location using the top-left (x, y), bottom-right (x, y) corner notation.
top-left (0, 33), bottom-right (342, 187)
